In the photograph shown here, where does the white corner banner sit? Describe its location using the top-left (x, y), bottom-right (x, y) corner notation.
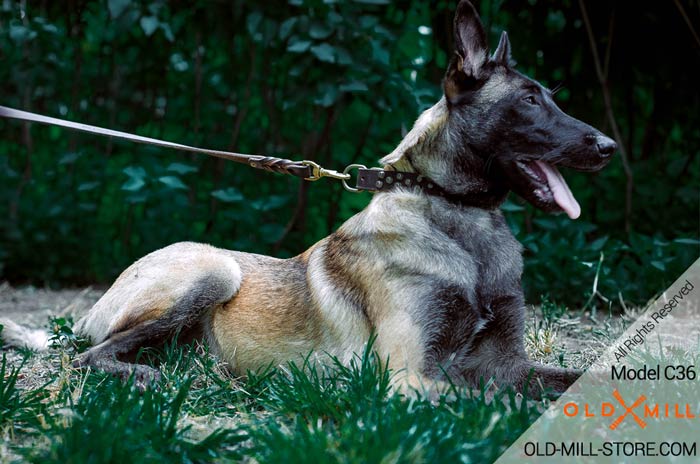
top-left (496, 258), bottom-right (700, 463)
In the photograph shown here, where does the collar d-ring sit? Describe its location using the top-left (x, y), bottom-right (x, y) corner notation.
top-left (341, 164), bottom-right (367, 192)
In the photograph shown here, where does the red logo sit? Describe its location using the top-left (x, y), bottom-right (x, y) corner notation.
top-left (560, 390), bottom-right (697, 429)
top-left (609, 389), bottom-right (647, 430)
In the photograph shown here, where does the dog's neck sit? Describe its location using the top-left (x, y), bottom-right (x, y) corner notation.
top-left (380, 97), bottom-right (508, 209)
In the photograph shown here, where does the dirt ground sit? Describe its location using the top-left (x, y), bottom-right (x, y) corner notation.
top-left (0, 282), bottom-right (104, 326)
top-left (0, 283), bottom-right (101, 391)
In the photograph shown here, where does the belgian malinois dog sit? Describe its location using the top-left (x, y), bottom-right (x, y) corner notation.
top-left (2, 1), bottom-right (615, 398)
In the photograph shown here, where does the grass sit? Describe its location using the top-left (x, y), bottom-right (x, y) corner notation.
top-left (25, 376), bottom-right (242, 464)
top-left (0, 354), bottom-right (49, 428)
top-left (0, 340), bottom-right (551, 464)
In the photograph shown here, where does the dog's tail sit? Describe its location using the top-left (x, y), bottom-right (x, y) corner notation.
top-left (0, 318), bottom-right (50, 351)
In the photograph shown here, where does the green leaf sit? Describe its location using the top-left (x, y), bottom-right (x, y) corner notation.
top-left (170, 53), bottom-right (189, 72)
top-left (339, 81), bottom-right (368, 92)
top-left (650, 260), bottom-right (666, 271)
top-left (674, 238), bottom-right (700, 245)
top-left (250, 195), bottom-right (289, 211)
top-left (78, 182), bottom-right (100, 192)
top-left (211, 188), bottom-right (244, 203)
top-left (59, 152), bottom-right (81, 164)
top-left (533, 218), bottom-right (557, 230)
top-left (359, 15), bottom-right (379, 28)
top-left (501, 199), bottom-right (524, 212)
top-left (525, 242), bottom-right (539, 253)
top-left (140, 16), bottom-right (159, 36)
top-left (327, 11), bottom-right (343, 24)
top-left (353, 0), bottom-right (390, 4)
top-left (246, 11), bottom-right (263, 35)
top-left (160, 23), bottom-right (175, 42)
top-left (589, 236), bottom-right (608, 251)
top-left (279, 17), bottom-right (298, 40)
top-left (310, 43), bottom-right (335, 63)
top-left (370, 40), bottom-right (389, 65)
top-left (315, 86), bottom-right (338, 107)
top-left (287, 39), bottom-right (312, 53)
top-left (108, 0), bottom-right (131, 18)
top-left (123, 166), bottom-right (146, 180)
top-left (122, 178), bottom-right (145, 192)
top-left (37, 20), bottom-right (59, 34)
top-left (9, 24), bottom-right (37, 43)
top-left (158, 176), bottom-right (188, 190)
top-left (309, 22), bottom-right (333, 40)
top-left (167, 163), bottom-right (198, 175)
top-left (334, 47), bottom-right (353, 65)
top-left (652, 237), bottom-right (669, 247)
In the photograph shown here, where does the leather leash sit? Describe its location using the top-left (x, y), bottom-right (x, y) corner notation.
top-left (0, 105), bottom-right (449, 197)
top-left (0, 105), bottom-right (340, 181)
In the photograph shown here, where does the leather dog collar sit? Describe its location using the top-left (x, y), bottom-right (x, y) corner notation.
top-left (354, 167), bottom-right (507, 208)
top-left (355, 168), bottom-right (445, 196)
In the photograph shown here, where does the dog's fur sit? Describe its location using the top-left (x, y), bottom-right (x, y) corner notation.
top-left (1, 1), bottom-right (616, 397)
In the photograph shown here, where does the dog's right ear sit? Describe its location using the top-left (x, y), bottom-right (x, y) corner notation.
top-left (444, 0), bottom-right (489, 103)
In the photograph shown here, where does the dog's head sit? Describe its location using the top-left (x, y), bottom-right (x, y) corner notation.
top-left (382, 0), bottom-right (615, 219)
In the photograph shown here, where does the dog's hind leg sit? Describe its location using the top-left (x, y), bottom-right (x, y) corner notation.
top-left (72, 243), bottom-right (241, 388)
top-left (73, 323), bottom-right (165, 389)
top-left (74, 274), bottom-right (237, 388)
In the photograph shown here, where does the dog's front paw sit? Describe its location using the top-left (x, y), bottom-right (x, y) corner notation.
top-left (526, 365), bottom-right (583, 398)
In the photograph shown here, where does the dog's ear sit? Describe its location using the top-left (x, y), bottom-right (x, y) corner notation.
top-left (444, 1), bottom-right (489, 102)
top-left (380, 99), bottom-right (449, 168)
top-left (492, 31), bottom-right (512, 66)
top-left (453, 0), bottom-right (488, 75)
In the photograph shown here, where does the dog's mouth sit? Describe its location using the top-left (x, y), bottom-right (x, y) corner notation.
top-left (516, 160), bottom-right (581, 219)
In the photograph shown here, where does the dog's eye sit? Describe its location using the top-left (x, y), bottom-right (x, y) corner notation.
top-left (523, 95), bottom-right (538, 106)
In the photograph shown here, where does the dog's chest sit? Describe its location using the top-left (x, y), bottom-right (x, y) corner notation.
top-left (352, 192), bottom-right (523, 294)
top-left (429, 204), bottom-right (523, 292)
top-left (416, 205), bottom-right (524, 373)
top-left (340, 192), bottom-right (523, 324)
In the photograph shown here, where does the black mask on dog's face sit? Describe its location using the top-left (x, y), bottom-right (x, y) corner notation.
top-left (443, 0), bottom-right (616, 219)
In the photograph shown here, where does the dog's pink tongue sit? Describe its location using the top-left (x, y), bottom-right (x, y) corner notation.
top-left (535, 161), bottom-right (581, 219)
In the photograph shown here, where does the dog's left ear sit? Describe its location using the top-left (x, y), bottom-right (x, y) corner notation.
top-left (444, 1), bottom-right (489, 102)
top-left (492, 31), bottom-right (511, 66)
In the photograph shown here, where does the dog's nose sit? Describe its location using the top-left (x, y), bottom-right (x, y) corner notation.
top-left (595, 136), bottom-right (617, 157)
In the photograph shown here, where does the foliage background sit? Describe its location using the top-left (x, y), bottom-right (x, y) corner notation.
top-left (0, 0), bottom-right (698, 310)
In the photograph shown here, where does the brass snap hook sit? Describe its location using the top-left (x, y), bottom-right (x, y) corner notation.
top-left (302, 160), bottom-right (352, 182)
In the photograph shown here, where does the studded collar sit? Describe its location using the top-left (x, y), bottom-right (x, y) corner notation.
top-left (354, 168), bottom-right (446, 196)
top-left (353, 167), bottom-right (508, 209)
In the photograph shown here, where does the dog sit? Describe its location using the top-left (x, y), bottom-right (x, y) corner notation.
top-left (1, 1), bottom-right (615, 398)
